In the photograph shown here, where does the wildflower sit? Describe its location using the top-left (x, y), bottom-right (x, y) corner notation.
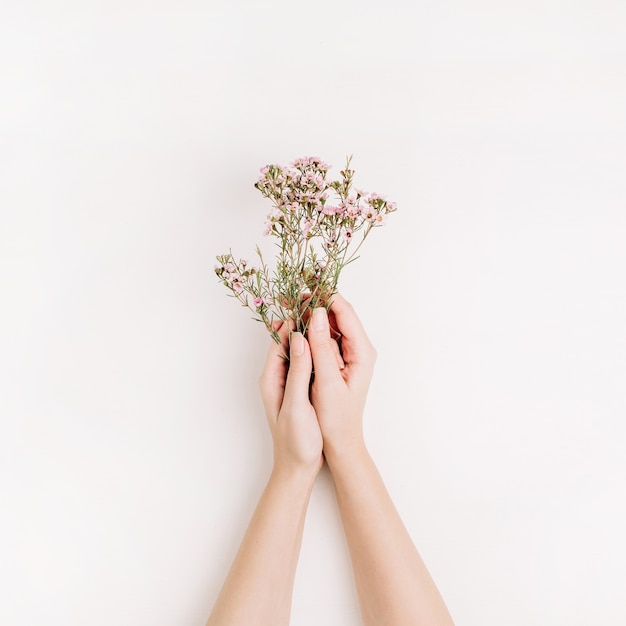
top-left (302, 219), bottom-right (315, 237)
top-left (216, 156), bottom-right (396, 343)
top-left (343, 197), bottom-right (360, 218)
top-left (229, 274), bottom-right (243, 293)
top-left (363, 206), bottom-right (376, 222)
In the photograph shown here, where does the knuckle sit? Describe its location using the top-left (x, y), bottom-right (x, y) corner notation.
top-left (342, 300), bottom-right (354, 314)
top-left (287, 361), bottom-right (306, 377)
top-left (319, 341), bottom-right (337, 357)
top-left (309, 333), bottom-right (328, 350)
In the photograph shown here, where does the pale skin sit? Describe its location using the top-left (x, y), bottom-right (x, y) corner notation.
top-left (206, 294), bottom-right (454, 626)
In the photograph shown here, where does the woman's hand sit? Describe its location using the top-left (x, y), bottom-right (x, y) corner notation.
top-left (306, 293), bottom-right (377, 466)
top-left (258, 323), bottom-right (324, 479)
top-left (305, 295), bottom-right (455, 626)
top-left (207, 324), bottom-right (323, 626)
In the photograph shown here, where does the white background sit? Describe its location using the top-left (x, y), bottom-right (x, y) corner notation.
top-left (1, 1), bottom-right (625, 624)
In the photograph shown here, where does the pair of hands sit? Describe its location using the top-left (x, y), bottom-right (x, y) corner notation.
top-left (259, 293), bottom-right (377, 478)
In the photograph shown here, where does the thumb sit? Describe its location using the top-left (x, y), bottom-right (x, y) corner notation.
top-left (282, 332), bottom-right (313, 408)
top-left (307, 307), bottom-right (342, 385)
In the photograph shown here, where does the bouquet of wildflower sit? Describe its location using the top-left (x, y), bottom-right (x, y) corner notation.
top-left (215, 156), bottom-right (396, 346)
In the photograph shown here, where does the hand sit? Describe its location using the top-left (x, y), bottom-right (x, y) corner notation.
top-left (306, 293), bottom-right (377, 465)
top-left (258, 323), bottom-right (324, 478)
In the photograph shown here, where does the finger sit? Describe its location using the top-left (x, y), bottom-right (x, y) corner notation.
top-left (300, 299), bottom-right (343, 368)
top-left (307, 307), bottom-right (343, 386)
top-left (328, 293), bottom-right (376, 375)
top-left (331, 338), bottom-right (345, 370)
top-left (258, 323), bottom-right (290, 421)
top-left (282, 332), bottom-right (313, 410)
top-left (328, 292), bottom-right (370, 346)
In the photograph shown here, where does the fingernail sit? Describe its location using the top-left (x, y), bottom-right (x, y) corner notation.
top-left (290, 332), bottom-right (305, 356)
top-left (312, 307), bottom-right (328, 331)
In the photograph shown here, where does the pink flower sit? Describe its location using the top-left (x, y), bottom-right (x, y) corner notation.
top-left (315, 174), bottom-right (324, 186)
top-left (316, 159), bottom-right (330, 171)
top-left (343, 197), bottom-right (360, 218)
top-left (253, 297), bottom-right (266, 308)
top-left (291, 157), bottom-right (310, 168)
top-left (363, 207), bottom-right (376, 222)
top-left (374, 213), bottom-right (386, 226)
top-left (260, 165), bottom-right (269, 174)
top-left (386, 201), bottom-right (398, 212)
top-left (291, 156), bottom-right (330, 171)
top-left (263, 222), bottom-right (273, 236)
top-left (322, 205), bottom-right (339, 216)
top-left (313, 260), bottom-right (326, 278)
top-left (302, 219), bottom-right (315, 237)
top-left (229, 274), bottom-right (243, 292)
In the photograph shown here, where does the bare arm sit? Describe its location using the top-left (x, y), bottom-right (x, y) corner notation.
top-left (307, 296), bottom-right (454, 626)
top-left (206, 326), bottom-right (323, 626)
top-left (328, 447), bottom-right (452, 626)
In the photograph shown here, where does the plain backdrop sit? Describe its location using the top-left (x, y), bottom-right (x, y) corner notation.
top-left (1, 1), bottom-right (625, 624)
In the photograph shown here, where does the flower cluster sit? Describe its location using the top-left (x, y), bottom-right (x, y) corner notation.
top-left (215, 156), bottom-right (396, 346)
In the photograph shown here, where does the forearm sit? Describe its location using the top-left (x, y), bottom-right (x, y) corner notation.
top-left (328, 447), bottom-right (454, 626)
top-left (206, 467), bottom-right (317, 626)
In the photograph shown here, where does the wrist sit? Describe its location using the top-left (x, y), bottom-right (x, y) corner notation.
top-left (324, 438), bottom-right (370, 475)
top-left (270, 460), bottom-right (320, 492)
